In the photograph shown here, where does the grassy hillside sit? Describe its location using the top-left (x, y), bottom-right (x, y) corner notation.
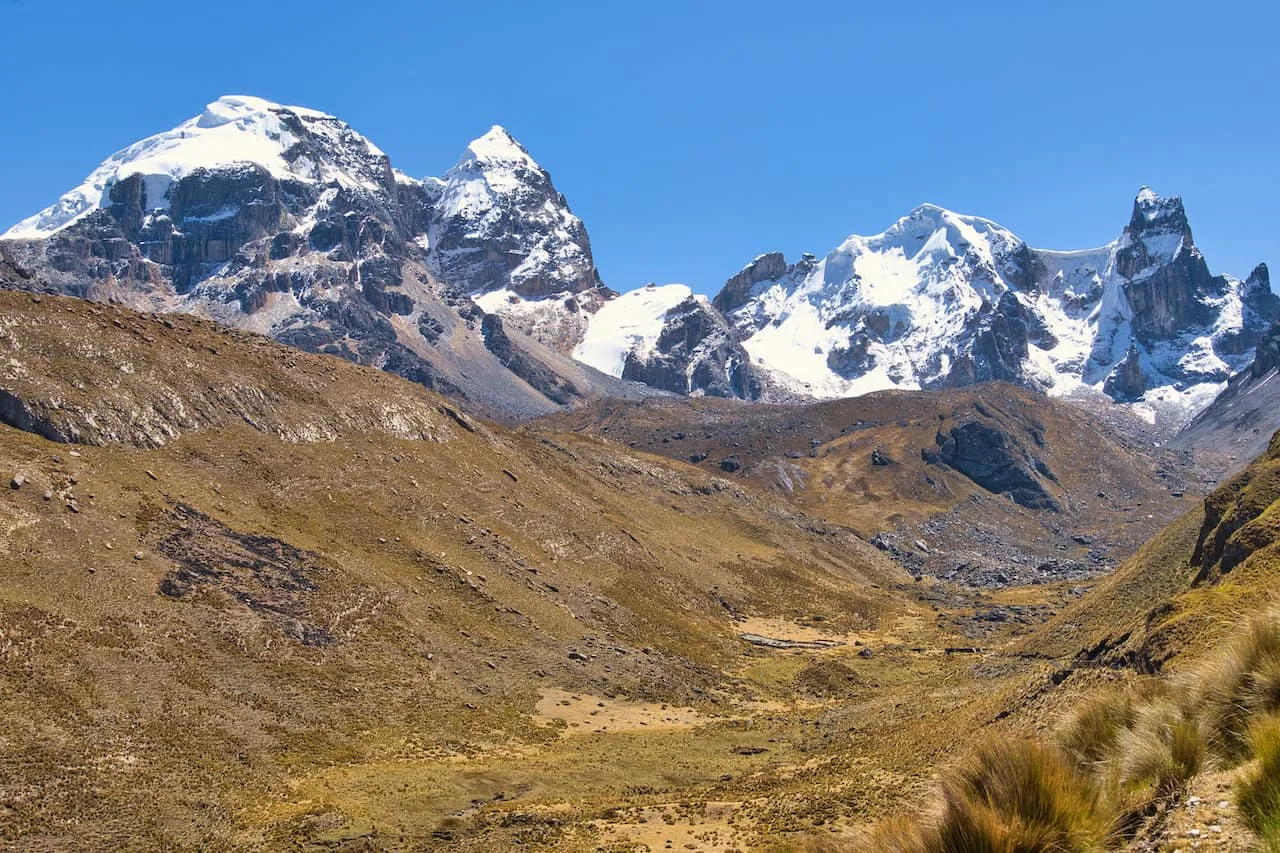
top-left (4, 291), bottom-right (1274, 851)
top-left (0, 292), bottom-right (1071, 851)
top-left (1029, 430), bottom-right (1280, 673)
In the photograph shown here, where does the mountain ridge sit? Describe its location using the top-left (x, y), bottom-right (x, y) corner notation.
top-left (573, 189), bottom-right (1278, 428)
top-left (3, 96), bottom-right (1276, 432)
top-left (0, 95), bottom-right (630, 422)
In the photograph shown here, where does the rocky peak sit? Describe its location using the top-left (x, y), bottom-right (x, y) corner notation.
top-left (1252, 322), bottom-right (1280, 379)
top-left (455, 125), bottom-right (540, 170)
top-left (1103, 342), bottom-right (1147, 402)
top-left (1247, 262), bottom-right (1271, 290)
top-left (3, 95), bottom-right (393, 242)
top-left (1245, 263), bottom-right (1273, 300)
top-left (1128, 187), bottom-right (1191, 238)
top-left (428, 126), bottom-right (603, 300)
top-left (1116, 188), bottom-right (1197, 280)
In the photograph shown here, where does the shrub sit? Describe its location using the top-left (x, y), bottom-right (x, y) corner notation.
top-left (1237, 715), bottom-right (1280, 851)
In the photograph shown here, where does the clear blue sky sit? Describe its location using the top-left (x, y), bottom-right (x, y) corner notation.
top-left (2, 0), bottom-right (1276, 294)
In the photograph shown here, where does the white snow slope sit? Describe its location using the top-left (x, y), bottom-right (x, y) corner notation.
top-left (3, 96), bottom-right (390, 240)
top-left (572, 284), bottom-right (693, 376)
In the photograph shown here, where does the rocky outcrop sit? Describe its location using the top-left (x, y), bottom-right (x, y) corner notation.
top-left (427, 126), bottom-right (603, 300)
top-left (931, 419), bottom-right (1059, 511)
top-left (1172, 321), bottom-right (1280, 473)
top-left (1103, 343), bottom-right (1146, 402)
top-left (1253, 323), bottom-right (1280, 379)
top-left (480, 313), bottom-right (580, 405)
top-left (713, 252), bottom-right (790, 314)
top-left (621, 296), bottom-right (761, 398)
top-left (1190, 430), bottom-right (1280, 583)
top-left (942, 292), bottom-right (1031, 388)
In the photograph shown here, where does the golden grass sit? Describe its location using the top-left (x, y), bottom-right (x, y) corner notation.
top-left (1114, 698), bottom-right (1203, 798)
top-left (1236, 715), bottom-right (1280, 851)
top-left (874, 610), bottom-right (1280, 852)
top-left (1058, 691), bottom-right (1140, 772)
top-left (864, 740), bottom-right (1112, 853)
top-left (1188, 611), bottom-right (1280, 759)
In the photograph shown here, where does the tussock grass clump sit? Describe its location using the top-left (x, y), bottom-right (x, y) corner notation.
top-left (1115, 698), bottom-right (1203, 797)
top-left (1237, 715), bottom-right (1280, 851)
top-left (868, 610), bottom-right (1280, 852)
top-left (866, 740), bottom-right (1112, 853)
top-left (1190, 613), bottom-right (1280, 760)
top-left (1059, 691), bottom-right (1139, 772)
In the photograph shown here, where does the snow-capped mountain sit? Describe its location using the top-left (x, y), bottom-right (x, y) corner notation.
top-left (5, 96), bottom-right (1273, 427)
top-left (4, 96), bottom-right (395, 242)
top-left (0, 95), bottom-right (636, 420)
top-left (588, 189), bottom-right (1272, 426)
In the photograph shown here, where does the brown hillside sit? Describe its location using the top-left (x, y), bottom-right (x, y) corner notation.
top-left (1029, 430), bottom-right (1280, 674)
top-left (0, 291), bottom-right (1080, 851)
top-left (536, 388), bottom-right (1197, 586)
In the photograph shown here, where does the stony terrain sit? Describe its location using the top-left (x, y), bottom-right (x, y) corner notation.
top-left (3, 283), bottom-right (1280, 852)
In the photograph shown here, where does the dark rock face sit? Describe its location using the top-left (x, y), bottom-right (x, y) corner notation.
top-left (1115, 194), bottom-right (1217, 345)
top-left (826, 335), bottom-right (875, 380)
top-left (998, 242), bottom-right (1049, 293)
top-left (933, 419), bottom-right (1059, 510)
top-left (713, 252), bottom-right (789, 314)
top-left (1123, 252), bottom-right (1219, 346)
top-left (942, 292), bottom-right (1031, 388)
top-left (0, 388), bottom-right (69, 444)
top-left (1253, 323), bottom-right (1280, 379)
top-left (1244, 264), bottom-right (1279, 315)
top-left (621, 297), bottom-right (761, 399)
top-left (1103, 343), bottom-right (1146, 401)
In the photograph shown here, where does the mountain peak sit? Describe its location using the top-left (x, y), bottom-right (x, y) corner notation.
top-left (199, 94), bottom-right (331, 125)
top-left (1129, 186), bottom-right (1189, 236)
top-left (898, 202), bottom-right (1007, 233)
top-left (457, 125), bottom-right (540, 171)
top-left (3, 95), bottom-right (388, 240)
top-left (909, 202), bottom-right (950, 216)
